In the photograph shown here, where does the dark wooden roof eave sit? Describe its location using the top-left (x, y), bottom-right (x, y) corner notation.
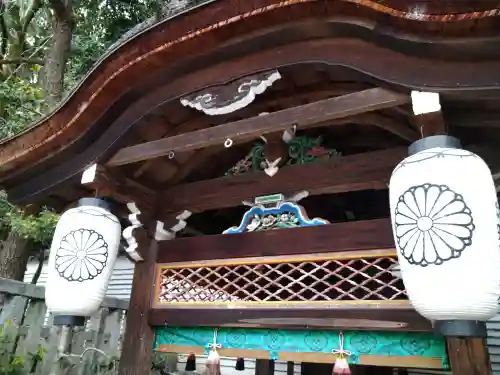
top-left (2, 0), bottom-right (500, 207)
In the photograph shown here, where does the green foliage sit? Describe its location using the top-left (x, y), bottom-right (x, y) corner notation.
top-left (0, 73), bottom-right (47, 140)
top-left (0, 320), bottom-right (47, 375)
top-left (1, 0), bottom-right (161, 140)
top-left (0, 0), bottom-right (161, 255)
top-left (0, 191), bottom-right (58, 245)
top-left (6, 208), bottom-right (59, 245)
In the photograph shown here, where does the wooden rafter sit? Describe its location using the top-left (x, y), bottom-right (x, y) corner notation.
top-left (106, 88), bottom-right (410, 167)
top-left (81, 164), bottom-right (157, 211)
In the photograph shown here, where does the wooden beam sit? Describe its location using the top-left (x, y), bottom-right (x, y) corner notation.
top-left (106, 88), bottom-right (410, 166)
top-left (446, 338), bottom-right (492, 375)
top-left (118, 226), bottom-right (158, 375)
top-left (448, 111), bottom-right (500, 129)
top-left (161, 145), bottom-right (500, 214)
top-left (156, 218), bottom-right (394, 263)
top-left (163, 147), bottom-right (405, 213)
top-left (148, 302), bottom-right (432, 332)
top-left (413, 111), bottom-right (447, 137)
top-left (81, 164), bottom-right (157, 211)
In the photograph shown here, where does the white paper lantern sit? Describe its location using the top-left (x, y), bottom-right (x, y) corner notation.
top-left (389, 136), bottom-right (500, 328)
top-left (45, 198), bottom-right (121, 323)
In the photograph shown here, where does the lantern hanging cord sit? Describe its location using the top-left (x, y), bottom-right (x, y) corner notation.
top-left (332, 332), bottom-right (351, 359)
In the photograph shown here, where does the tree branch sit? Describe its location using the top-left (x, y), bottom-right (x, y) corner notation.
top-left (22, 0), bottom-right (43, 33)
top-left (48, 0), bottom-right (71, 22)
top-left (0, 58), bottom-right (44, 65)
top-left (0, 1), bottom-right (7, 57)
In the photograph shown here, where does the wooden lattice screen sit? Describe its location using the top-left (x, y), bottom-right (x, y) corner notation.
top-left (156, 255), bottom-right (407, 304)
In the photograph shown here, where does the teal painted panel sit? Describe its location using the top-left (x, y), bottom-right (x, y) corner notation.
top-left (155, 326), bottom-right (449, 369)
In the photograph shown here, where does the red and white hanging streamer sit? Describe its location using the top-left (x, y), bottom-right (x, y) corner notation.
top-left (332, 332), bottom-right (352, 375)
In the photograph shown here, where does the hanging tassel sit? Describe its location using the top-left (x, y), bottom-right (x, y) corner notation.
top-left (205, 350), bottom-right (221, 375)
top-left (332, 332), bottom-right (352, 375)
top-left (333, 354), bottom-right (350, 375)
top-left (185, 353), bottom-right (196, 371)
top-left (235, 357), bottom-right (245, 371)
top-left (204, 328), bottom-right (222, 375)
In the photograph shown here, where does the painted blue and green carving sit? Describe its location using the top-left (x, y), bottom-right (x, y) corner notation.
top-left (222, 193), bottom-right (328, 234)
top-left (154, 326), bottom-right (449, 369)
top-left (226, 135), bottom-right (340, 176)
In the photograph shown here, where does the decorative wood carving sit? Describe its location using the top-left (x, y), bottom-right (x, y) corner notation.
top-left (226, 192), bottom-right (327, 234)
top-left (122, 202), bottom-right (147, 262)
top-left (226, 135), bottom-right (340, 177)
top-left (122, 204), bottom-right (192, 262)
top-left (155, 210), bottom-right (192, 241)
top-left (180, 70), bottom-right (281, 116)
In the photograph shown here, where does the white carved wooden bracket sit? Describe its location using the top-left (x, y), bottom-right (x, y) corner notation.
top-left (122, 203), bottom-right (146, 262)
top-left (155, 210), bottom-right (192, 241)
top-left (122, 204), bottom-right (192, 262)
top-left (180, 70), bottom-right (281, 115)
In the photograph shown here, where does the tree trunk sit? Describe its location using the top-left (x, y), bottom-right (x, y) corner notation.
top-left (0, 231), bottom-right (30, 281)
top-left (44, 0), bottom-right (73, 107)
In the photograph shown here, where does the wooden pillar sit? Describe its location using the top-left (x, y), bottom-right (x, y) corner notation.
top-left (287, 361), bottom-right (294, 375)
top-left (256, 359), bottom-right (275, 375)
top-left (118, 224), bottom-right (158, 375)
top-left (447, 337), bottom-right (492, 375)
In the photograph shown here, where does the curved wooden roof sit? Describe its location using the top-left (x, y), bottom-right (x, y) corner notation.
top-left (1, 0), bottom-right (500, 208)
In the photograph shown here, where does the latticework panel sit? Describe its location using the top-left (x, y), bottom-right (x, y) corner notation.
top-left (157, 256), bottom-right (407, 304)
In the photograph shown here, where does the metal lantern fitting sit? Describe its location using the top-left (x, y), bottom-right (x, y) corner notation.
top-left (45, 198), bottom-right (121, 326)
top-left (389, 135), bottom-right (500, 338)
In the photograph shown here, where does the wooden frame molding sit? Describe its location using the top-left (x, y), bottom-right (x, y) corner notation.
top-left (106, 88), bottom-right (410, 167)
top-left (156, 218), bottom-right (394, 263)
top-left (149, 301), bottom-right (432, 331)
top-left (156, 248), bottom-right (398, 269)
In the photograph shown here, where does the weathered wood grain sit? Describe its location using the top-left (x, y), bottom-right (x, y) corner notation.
top-left (447, 337), bottom-right (493, 375)
top-left (118, 230), bottom-right (158, 375)
top-left (0, 278), bottom-right (128, 375)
